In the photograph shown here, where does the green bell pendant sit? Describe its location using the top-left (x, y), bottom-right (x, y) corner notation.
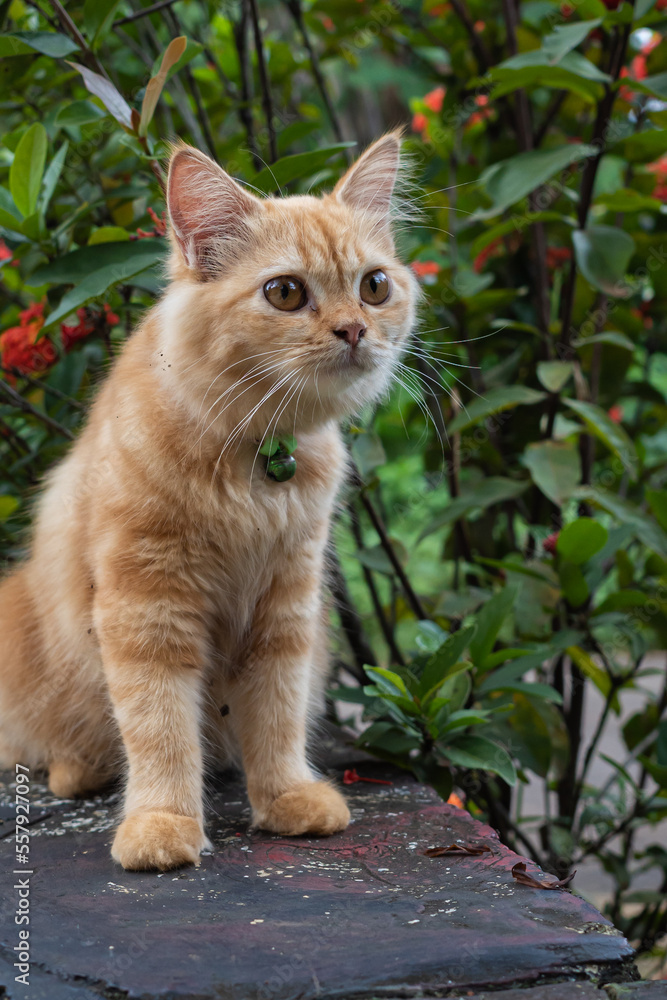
top-left (267, 452), bottom-right (297, 482)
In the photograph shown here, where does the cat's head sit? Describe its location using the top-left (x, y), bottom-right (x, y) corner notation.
top-left (160, 133), bottom-right (419, 439)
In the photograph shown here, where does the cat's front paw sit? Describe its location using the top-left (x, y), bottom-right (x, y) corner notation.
top-left (255, 781), bottom-right (350, 837)
top-left (111, 810), bottom-right (208, 871)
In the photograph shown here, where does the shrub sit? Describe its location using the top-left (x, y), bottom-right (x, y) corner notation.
top-left (0, 0), bottom-right (665, 968)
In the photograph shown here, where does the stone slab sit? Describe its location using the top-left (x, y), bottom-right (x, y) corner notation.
top-left (463, 984), bottom-right (605, 999)
top-left (0, 750), bottom-right (634, 1000)
top-left (606, 984), bottom-right (667, 999)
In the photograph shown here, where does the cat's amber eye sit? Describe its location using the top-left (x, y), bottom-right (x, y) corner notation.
top-left (263, 276), bottom-right (307, 312)
top-left (360, 269), bottom-right (390, 305)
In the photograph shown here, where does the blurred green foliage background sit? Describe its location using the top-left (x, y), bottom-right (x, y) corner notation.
top-left (1, 0), bottom-right (667, 968)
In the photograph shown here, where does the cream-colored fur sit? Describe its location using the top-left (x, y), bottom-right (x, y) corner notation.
top-left (0, 133), bottom-right (418, 870)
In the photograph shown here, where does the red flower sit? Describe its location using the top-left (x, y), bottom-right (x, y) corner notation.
top-left (474, 20), bottom-right (485, 32)
top-left (608, 404), bottom-right (623, 423)
top-left (60, 304), bottom-right (119, 352)
top-left (343, 768), bottom-right (392, 786)
top-left (543, 532), bottom-right (560, 555)
top-left (0, 240), bottom-right (12, 263)
top-left (473, 237), bottom-right (502, 273)
top-left (447, 792), bottom-right (465, 809)
top-left (411, 260), bottom-right (440, 278)
top-left (0, 301), bottom-right (56, 378)
top-left (132, 207), bottom-right (167, 240)
top-left (412, 112), bottom-right (428, 136)
top-left (546, 246), bottom-right (573, 270)
top-left (424, 85), bottom-right (446, 112)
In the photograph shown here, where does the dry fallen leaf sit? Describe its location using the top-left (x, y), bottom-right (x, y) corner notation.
top-left (424, 843), bottom-right (492, 857)
top-left (511, 861), bottom-right (576, 889)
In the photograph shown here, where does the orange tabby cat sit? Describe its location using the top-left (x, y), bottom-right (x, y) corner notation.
top-left (0, 133), bottom-right (418, 870)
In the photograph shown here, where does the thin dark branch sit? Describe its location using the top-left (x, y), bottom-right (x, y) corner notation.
top-left (348, 503), bottom-right (406, 666)
top-left (558, 20), bottom-right (633, 347)
top-left (162, 6), bottom-right (218, 159)
top-left (233, 4), bottom-right (262, 171)
top-left (114, 0), bottom-right (181, 27)
top-left (534, 90), bottom-right (567, 147)
top-left (327, 544), bottom-right (376, 683)
top-left (247, 0), bottom-right (278, 163)
top-left (47, 0), bottom-right (111, 80)
top-left (284, 0), bottom-right (346, 146)
top-left (22, 0), bottom-right (59, 30)
top-left (448, 0), bottom-right (491, 71)
top-left (351, 465), bottom-right (428, 621)
top-left (1, 367), bottom-right (85, 410)
top-left (0, 380), bottom-right (75, 440)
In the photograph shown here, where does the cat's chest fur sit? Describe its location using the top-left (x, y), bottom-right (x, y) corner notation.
top-left (190, 426), bottom-right (346, 614)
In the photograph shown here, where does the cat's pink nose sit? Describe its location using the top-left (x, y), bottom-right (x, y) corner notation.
top-left (333, 322), bottom-right (366, 348)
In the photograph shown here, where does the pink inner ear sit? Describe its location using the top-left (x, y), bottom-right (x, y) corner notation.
top-left (167, 149), bottom-right (261, 275)
top-left (335, 135), bottom-right (401, 216)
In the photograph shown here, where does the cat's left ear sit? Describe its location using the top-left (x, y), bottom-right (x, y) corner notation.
top-left (167, 145), bottom-right (263, 279)
top-left (333, 131), bottom-right (401, 218)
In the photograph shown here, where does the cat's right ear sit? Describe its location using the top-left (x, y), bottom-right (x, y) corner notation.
top-left (167, 146), bottom-right (262, 280)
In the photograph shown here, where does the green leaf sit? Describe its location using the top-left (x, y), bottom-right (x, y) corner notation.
top-left (477, 144), bottom-right (598, 218)
top-left (557, 517), bottom-right (608, 565)
top-left (647, 490), bottom-right (667, 532)
top-left (568, 645), bottom-right (618, 710)
top-left (508, 693), bottom-right (553, 777)
top-left (542, 19), bottom-right (602, 62)
top-left (448, 386), bottom-right (546, 434)
top-left (0, 31), bottom-right (79, 58)
top-left (640, 72), bottom-right (667, 99)
top-left (10, 123), bottom-right (47, 219)
top-left (56, 100), bottom-right (106, 127)
top-left (522, 440), bottom-right (581, 506)
top-left (431, 671), bottom-right (471, 717)
top-left (574, 488), bottom-right (667, 559)
top-left (365, 667), bottom-right (408, 698)
top-left (420, 626), bottom-right (476, 699)
top-left (84, 0), bottom-right (124, 47)
top-left (32, 239), bottom-right (167, 285)
top-left (595, 188), bottom-right (662, 211)
top-left (496, 48), bottom-right (611, 82)
top-left (443, 735), bottom-right (517, 786)
top-left (571, 330), bottom-right (634, 351)
top-left (488, 52), bottom-right (609, 103)
top-left (616, 130), bottom-right (667, 163)
top-left (657, 720), bottom-right (667, 767)
top-left (638, 756), bottom-right (667, 789)
top-left (350, 430), bottom-right (386, 478)
top-left (40, 141), bottom-right (69, 213)
top-left (438, 709), bottom-right (491, 735)
top-left (537, 360), bottom-right (574, 393)
top-left (139, 36), bottom-right (188, 137)
top-left (42, 247), bottom-right (166, 330)
top-left (593, 590), bottom-right (656, 616)
top-left (559, 561), bottom-right (589, 608)
top-left (566, 398), bottom-right (638, 477)
top-left (487, 680), bottom-right (563, 704)
top-left (572, 225), bottom-right (635, 297)
top-left (635, 0), bottom-right (656, 15)
top-left (469, 586), bottom-right (517, 672)
top-left (66, 61), bottom-right (133, 129)
top-left (419, 477), bottom-right (528, 540)
top-left (252, 144), bottom-right (357, 193)
top-left (88, 226), bottom-right (130, 245)
top-left (0, 186), bottom-right (21, 230)
top-left (0, 496), bottom-right (19, 520)
top-left (470, 212), bottom-right (570, 258)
